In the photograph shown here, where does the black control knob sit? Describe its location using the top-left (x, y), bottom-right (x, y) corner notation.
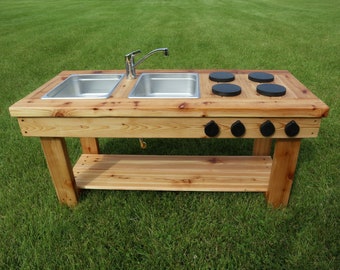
top-left (285, 120), bottom-right (300, 137)
top-left (260, 120), bottom-right (275, 137)
top-left (204, 120), bottom-right (220, 137)
top-left (231, 120), bottom-right (246, 137)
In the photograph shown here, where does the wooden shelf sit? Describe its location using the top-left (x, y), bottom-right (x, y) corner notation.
top-left (74, 154), bottom-right (272, 192)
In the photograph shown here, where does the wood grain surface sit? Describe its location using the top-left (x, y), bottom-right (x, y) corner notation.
top-left (9, 70), bottom-right (329, 118)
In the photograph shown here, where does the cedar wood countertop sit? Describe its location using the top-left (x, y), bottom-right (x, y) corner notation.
top-left (9, 69), bottom-right (329, 118)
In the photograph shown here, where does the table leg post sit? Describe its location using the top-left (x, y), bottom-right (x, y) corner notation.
top-left (40, 137), bottom-right (78, 206)
top-left (80, 138), bottom-right (99, 154)
top-left (253, 138), bottom-right (272, 156)
top-left (266, 138), bottom-right (301, 207)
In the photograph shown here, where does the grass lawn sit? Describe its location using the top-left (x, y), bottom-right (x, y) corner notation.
top-left (1, 0), bottom-right (339, 269)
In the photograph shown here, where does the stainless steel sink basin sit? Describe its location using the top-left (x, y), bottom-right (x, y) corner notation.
top-left (128, 73), bottom-right (200, 98)
top-left (42, 74), bottom-right (124, 99)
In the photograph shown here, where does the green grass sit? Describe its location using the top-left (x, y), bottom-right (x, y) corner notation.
top-left (1, 0), bottom-right (339, 268)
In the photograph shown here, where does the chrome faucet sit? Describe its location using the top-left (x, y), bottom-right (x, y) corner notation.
top-left (125, 48), bottom-right (169, 79)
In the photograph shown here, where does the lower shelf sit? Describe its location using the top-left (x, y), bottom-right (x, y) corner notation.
top-left (74, 154), bottom-right (272, 192)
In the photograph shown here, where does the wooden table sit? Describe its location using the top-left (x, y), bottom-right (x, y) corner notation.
top-left (9, 70), bottom-right (329, 207)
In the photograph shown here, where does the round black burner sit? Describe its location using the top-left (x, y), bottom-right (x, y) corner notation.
top-left (248, 72), bottom-right (274, 83)
top-left (212, 84), bottom-right (241, 96)
top-left (256, 84), bottom-right (286, 97)
top-left (209, 72), bottom-right (235, 82)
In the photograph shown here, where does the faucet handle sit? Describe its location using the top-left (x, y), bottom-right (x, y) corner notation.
top-left (125, 49), bottom-right (141, 58)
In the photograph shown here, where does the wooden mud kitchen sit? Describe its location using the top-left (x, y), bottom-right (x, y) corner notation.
top-left (9, 69), bottom-right (329, 207)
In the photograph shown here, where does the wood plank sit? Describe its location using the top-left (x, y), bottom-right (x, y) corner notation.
top-left (266, 139), bottom-right (301, 207)
top-left (74, 154), bottom-right (272, 192)
top-left (40, 137), bottom-right (78, 206)
top-left (9, 97), bottom-right (329, 118)
top-left (253, 138), bottom-right (272, 156)
top-left (18, 117), bottom-right (321, 138)
top-left (80, 137), bottom-right (99, 154)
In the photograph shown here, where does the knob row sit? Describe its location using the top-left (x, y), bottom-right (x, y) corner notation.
top-left (204, 120), bottom-right (300, 138)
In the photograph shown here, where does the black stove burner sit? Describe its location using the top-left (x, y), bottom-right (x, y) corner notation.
top-left (212, 84), bottom-right (241, 96)
top-left (256, 84), bottom-right (286, 97)
top-left (209, 72), bottom-right (235, 82)
top-left (248, 72), bottom-right (274, 83)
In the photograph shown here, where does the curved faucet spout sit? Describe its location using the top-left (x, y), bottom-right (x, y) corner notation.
top-left (135, 48), bottom-right (169, 67)
top-left (125, 48), bottom-right (169, 79)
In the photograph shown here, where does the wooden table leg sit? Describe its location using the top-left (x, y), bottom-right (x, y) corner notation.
top-left (266, 138), bottom-right (301, 207)
top-left (80, 138), bottom-right (99, 154)
top-left (253, 138), bottom-right (272, 156)
top-left (40, 137), bottom-right (78, 206)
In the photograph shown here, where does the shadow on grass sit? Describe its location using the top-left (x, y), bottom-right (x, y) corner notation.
top-left (99, 138), bottom-right (254, 156)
